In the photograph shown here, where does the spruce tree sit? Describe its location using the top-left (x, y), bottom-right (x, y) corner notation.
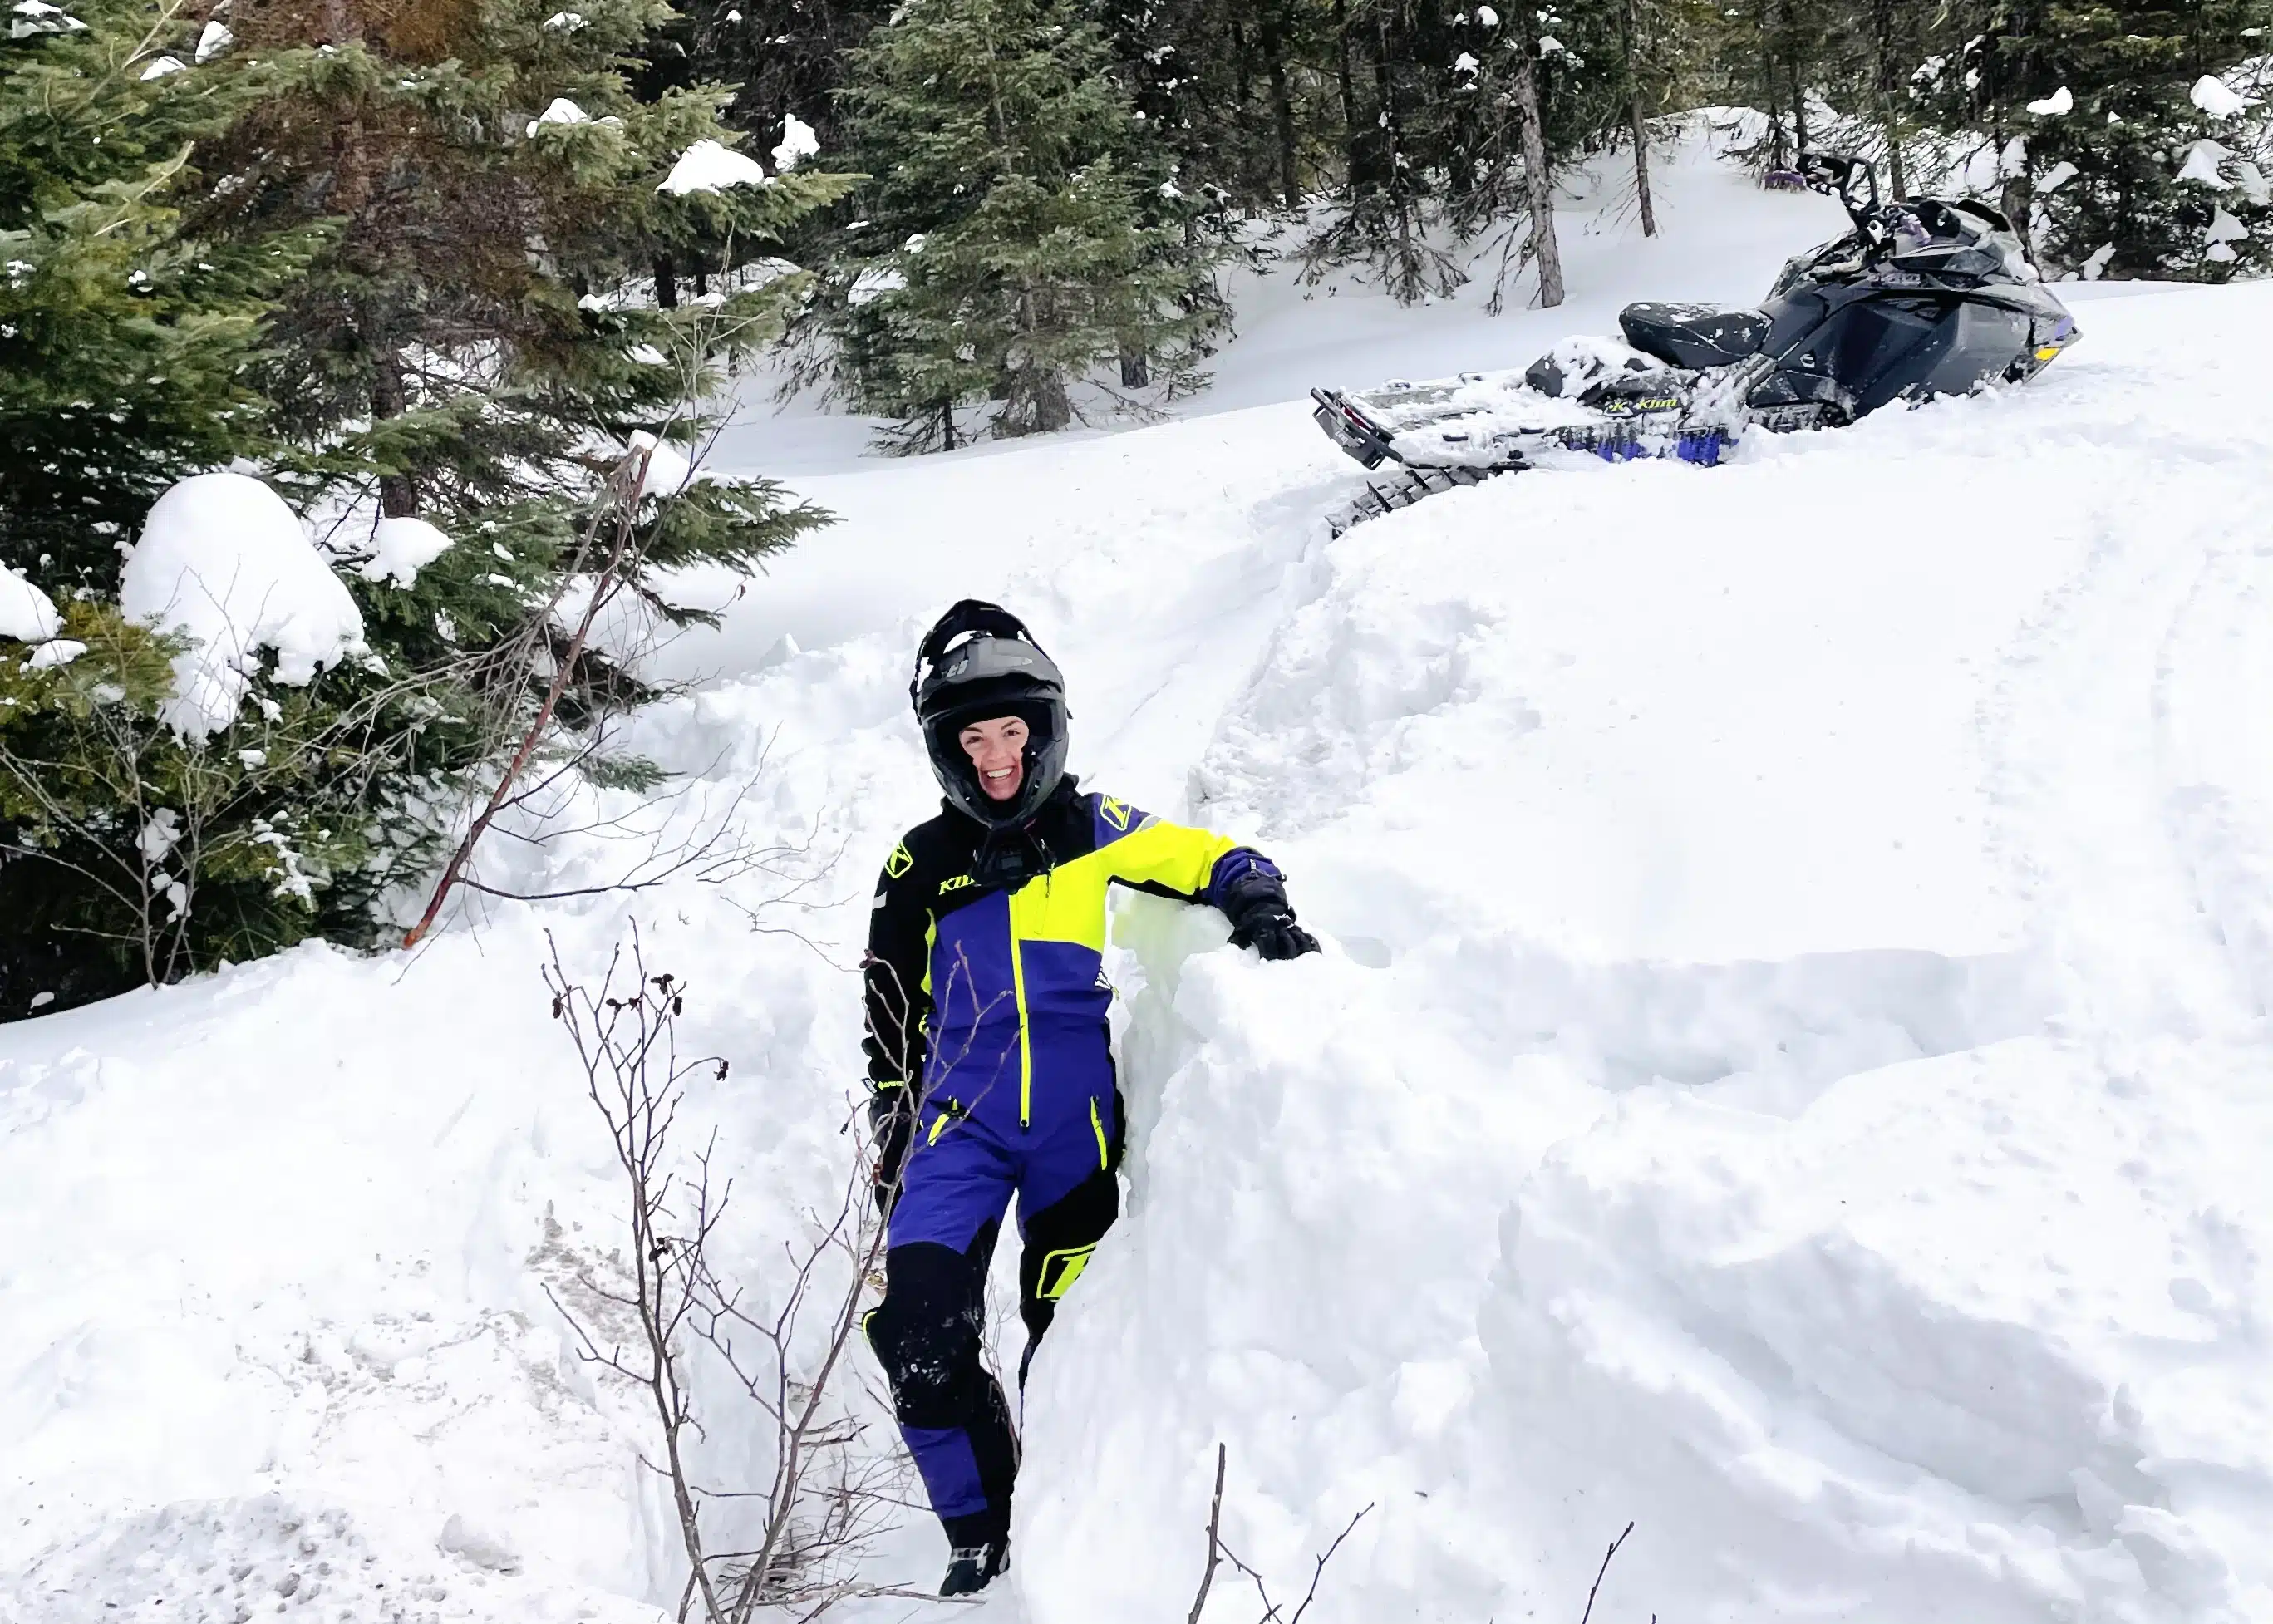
top-left (1, 0), bottom-right (857, 1016)
top-left (824, 0), bottom-right (1226, 450)
top-left (0, 0), bottom-right (320, 591)
top-left (2012, 1), bottom-right (2271, 277)
top-left (1899, 0), bottom-right (2271, 276)
top-left (0, 0), bottom-right (344, 1011)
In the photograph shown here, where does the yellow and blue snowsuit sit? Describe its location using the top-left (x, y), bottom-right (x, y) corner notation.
top-left (861, 775), bottom-right (1285, 1543)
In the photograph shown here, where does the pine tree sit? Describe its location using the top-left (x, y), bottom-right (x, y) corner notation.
top-left (1302, 0), bottom-right (1467, 303)
top-left (824, 0), bottom-right (1228, 450)
top-left (2, 0), bottom-right (856, 1016)
top-left (0, 0), bottom-right (321, 592)
top-left (2015, 1), bottom-right (2271, 277)
top-left (1898, 0), bottom-right (2272, 276)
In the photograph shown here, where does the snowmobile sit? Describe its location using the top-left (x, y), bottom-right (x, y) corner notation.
top-left (1309, 152), bottom-right (2080, 533)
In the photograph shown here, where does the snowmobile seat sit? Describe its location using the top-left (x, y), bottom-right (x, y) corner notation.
top-left (1619, 302), bottom-right (1773, 370)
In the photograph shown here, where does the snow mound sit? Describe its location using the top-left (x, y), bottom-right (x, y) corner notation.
top-left (0, 562), bottom-right (60, 642)
top-left (658, 139), bottom-right (768, 195)
top-left (1020, 281), bottom-right (2273, 1624)
top-left (357, 514), bottom-right (455, 588)
top-left (120, 473), bottom-right (367, 738)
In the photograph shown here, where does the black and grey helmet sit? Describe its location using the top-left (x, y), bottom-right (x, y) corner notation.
top-left (909, 600), bottom-right (1069, 829)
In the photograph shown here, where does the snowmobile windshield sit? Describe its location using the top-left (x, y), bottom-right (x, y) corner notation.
top-left (1884, 200), bottom-right (2035, 285)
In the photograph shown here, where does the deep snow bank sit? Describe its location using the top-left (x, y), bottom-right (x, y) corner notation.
top-left (1018, 280), bottom-right (2273, 1624)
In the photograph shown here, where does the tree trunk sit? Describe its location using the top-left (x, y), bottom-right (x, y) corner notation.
top-left (1777, 0), bottom-right (1808, 157)
top-left (653, 254), bottom-right (678, 310)
top-left (371, 352), bottom-right (417, 518)
top-left (1029, 370), bottom-right (1072, 434)
top-left (1259, 2), bottom-right (1301, 210)
top-left (1870, 0), bottom-right (1907, 199)
top-left (1331, 0), bottom-right (1357, 164)
top-left (1119, 345), bottom-right (1150, 389)
top-left (1510, 32), bottom-right (1565, 307)
top-left (2001, 170), bottom-right (2033, 237)
top-left (1630, 99), bottom-right (1658, 236)
top-left (940, 398), bottom-right (957, 451)
top-left (1621, 0), bottom-right (1656, 236)
top-left (1759, 2), bottom-right (1788, 170)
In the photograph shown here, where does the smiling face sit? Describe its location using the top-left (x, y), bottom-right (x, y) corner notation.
top-left (958, 715), bottom-right (1030, 802)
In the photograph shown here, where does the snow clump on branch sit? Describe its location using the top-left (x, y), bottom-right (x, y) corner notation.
top-left (355, 515), bottom-right (455, 588)
top-left (772, 112), bottom-right (819, 172)
top-left (119, 474), bottom-right (367, 740)
top-left (657, 139), bottom-right (770, 194)
top-left (2192, 74), bottom-right (2254, 121)
top-left (526, 97), bottom-right (589, 136)
top-left (0, 563), bottom-right (61, 643)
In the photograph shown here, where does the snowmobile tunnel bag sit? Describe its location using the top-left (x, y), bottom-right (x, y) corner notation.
top-left (1619, 302), bottom-right (1774, 370)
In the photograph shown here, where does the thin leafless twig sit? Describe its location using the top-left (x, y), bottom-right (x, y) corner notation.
top-left (543, 929), bottom-right (918, 1623)
top-left (1580, 1522), bottom-right (1636, 1624)
top-left (1187, 1442), bottom-right (1228, 1624)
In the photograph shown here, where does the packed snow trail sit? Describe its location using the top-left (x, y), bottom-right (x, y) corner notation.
top-left (6, 201), bottom-right (2273, 1624)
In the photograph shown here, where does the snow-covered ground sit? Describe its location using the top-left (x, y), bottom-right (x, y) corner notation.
top-left (8, 123), bottom-right (2273, 1624)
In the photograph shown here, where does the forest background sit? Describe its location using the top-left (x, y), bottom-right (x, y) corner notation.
top-left (2, 0), bottom-right (2268, 1014)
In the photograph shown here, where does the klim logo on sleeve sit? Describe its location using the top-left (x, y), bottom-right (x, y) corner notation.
top-left (885, 842), bottom-right (914, 879)
top-left (1100, 796), bottom-right (1134, 832)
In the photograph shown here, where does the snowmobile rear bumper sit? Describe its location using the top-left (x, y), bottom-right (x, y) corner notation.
top-left (1311, 387), bottom-right (1402, 470)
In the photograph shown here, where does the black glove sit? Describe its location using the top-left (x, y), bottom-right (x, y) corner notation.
top-left (1225, 890), bottom-right (1320, 962)
top-left (868, 1085), bottom-right (915, 1213)
top-left (1217, 867), bottom-right (1321, 962)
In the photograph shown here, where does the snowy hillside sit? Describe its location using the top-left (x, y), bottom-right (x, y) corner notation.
top-left (8, 126), bottom-right (2273, 1624)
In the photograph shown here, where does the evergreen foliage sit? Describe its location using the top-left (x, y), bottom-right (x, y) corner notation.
top-left (7, 0), bottom-right (2271, 1014)
top-left (1924, 1), bottom-right (2273, 278)
top-left (0, 0), bottom-right (322, 589)
top-left (0, 0), bottom-right (853, 1016)
top-left (819, 0), bottom-right (1228, 450)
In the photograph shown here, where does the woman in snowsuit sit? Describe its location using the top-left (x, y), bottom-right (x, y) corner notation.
top-left (862, 601), bottom-right (1317, 1596)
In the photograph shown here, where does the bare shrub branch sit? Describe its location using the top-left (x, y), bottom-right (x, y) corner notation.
top-left (542, 928), bottom-right (918, 1622)
top-left (1580, 1522), bottom-right (1636, 1624)
top-left (1189, 1444), bottom-right (1370, 1624)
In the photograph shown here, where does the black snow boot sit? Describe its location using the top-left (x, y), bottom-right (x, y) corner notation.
top-left (939, 1538), bottom-right (1009, 1597)
top-left (938, 1511), bottom-right (1010, 1597)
